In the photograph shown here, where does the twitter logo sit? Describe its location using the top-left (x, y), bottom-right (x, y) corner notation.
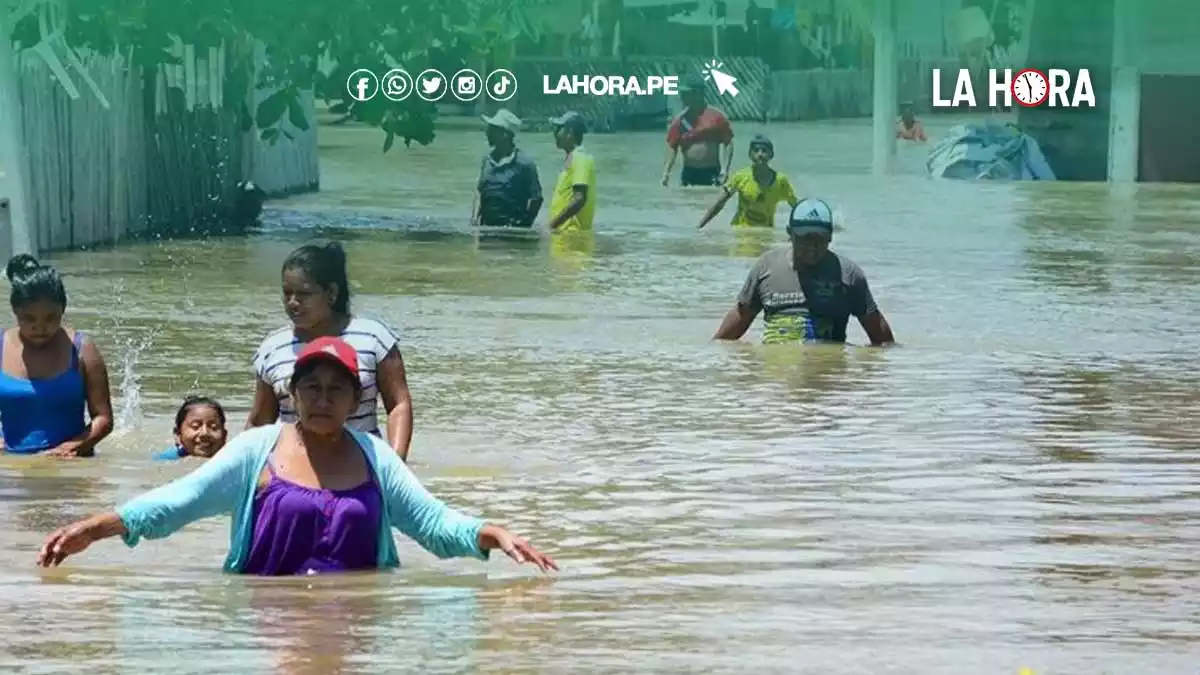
top-left (416, 69), bottom-right (447, 101)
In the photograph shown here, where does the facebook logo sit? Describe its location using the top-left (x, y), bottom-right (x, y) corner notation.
top-left (346, 69), bottom-right (379, 102)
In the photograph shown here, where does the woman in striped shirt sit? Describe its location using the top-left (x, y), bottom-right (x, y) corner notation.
top-left (248, 242), bottom-right (415, 461)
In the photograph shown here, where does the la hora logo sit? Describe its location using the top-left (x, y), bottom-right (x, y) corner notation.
top-left (931, 68), bottom-right (1096, 108)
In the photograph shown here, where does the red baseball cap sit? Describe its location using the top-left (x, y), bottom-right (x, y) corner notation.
top-left (294, 336), bottom-right (359, 380)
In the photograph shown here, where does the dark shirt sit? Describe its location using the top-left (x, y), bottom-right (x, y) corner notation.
top-left (737, 248), bottom-right (877, 344)
top-left (477, 149), bottom-right (542, 227)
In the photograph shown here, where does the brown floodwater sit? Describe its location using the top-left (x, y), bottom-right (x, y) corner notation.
top-left (1, 115), bottom-right (1197, 674)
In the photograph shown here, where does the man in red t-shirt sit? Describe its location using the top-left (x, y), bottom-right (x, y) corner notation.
top-left (661, 75), bottom-right (734, 187)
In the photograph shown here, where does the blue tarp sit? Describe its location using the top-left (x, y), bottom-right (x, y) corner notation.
top-left (926, 122), bottom-right (1057, 180)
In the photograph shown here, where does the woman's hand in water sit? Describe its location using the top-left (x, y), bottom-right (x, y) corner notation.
top-left (38, 513), bottom-right (124, 568)
top-left (46, 441), bottom-right (90, 458)
top-left (478, 524), bottom-right (559, 573)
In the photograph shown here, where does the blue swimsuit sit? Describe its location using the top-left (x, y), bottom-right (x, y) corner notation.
top-left (0, 331), bottom-right (87, 454)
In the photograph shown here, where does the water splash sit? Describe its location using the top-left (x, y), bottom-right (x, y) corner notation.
top-left (113, 331), bottom-right (157, 432)
top-left (163, 242), bottom-right (198, 311)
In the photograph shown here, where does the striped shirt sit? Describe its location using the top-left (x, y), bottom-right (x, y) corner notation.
top-left (252, 317), bottom-right (400, 434)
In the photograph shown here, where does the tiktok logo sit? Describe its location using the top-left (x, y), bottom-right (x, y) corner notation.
top-left (486, 69), bottom-right (517, 102)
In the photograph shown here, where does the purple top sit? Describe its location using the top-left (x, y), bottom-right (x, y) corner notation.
top-left (242, 459), bottom-right (382, 575)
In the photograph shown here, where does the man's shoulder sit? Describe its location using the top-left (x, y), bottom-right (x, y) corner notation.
top-left (255, 326), bottom-right (297, 357)
top-left (826, 251), bottom-right (868, 281)
top-left (753, 246), bottom-right (791, 271)
top-left (703, 107), bottom-right (730, 122)
top-left (570, 147), bottom-right (597, 170)
top-left (514, 149), bottom-right (539, 167)
top-left (345, 316), bottom-right (400, 345)
top-left (726, 166), bottom-right (752, 185)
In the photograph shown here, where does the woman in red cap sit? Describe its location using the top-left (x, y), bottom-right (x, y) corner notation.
top-left (37, 336), bottom-right (558, 576)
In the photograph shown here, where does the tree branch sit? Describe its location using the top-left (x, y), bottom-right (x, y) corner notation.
top-left (4, 0), bottom-right (39, 28)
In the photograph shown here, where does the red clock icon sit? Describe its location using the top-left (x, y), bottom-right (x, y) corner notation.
top-left (1011, 68), bottom-right (1048, 107)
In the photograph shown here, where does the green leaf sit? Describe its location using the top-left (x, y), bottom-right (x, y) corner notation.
top-left (256, 89), bottom-right (290, 129)
top-left (11, 15), bottom-right (41, 50)
top-left (287, 95), bottom-right (310, 131)
top-left (328, 102), bottom-right (349, 115)
top-left (261, 127), bottom-right (280, 143)
top-left (283, 129), bottom-right (295, 140)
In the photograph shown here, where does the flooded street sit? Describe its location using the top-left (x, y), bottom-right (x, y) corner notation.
top-left (2, 116), bottom-right (1198, 674)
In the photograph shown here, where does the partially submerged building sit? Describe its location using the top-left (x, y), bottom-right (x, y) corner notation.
top-left (1014, 0), bottom-right (1200, 182)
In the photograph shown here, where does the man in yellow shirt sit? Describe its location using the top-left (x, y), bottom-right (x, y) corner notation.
top-left (697, 135), bottom-right (798, 229)
top-left (546, 111), bottom-right (597, 233)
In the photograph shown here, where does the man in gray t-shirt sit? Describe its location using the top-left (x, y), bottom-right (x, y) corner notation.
top-left (714, 198), bottom-right (896, 346)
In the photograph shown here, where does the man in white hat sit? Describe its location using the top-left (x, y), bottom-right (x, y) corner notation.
top-left (713, 198), bottom-right (896, 346)
top-left (472, 109), bottom-right (543, 229)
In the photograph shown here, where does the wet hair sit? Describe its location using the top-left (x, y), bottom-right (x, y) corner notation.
top-left (748, 134), bottom-right (774, 155)
top-left (288, 358), bottom-right (363, 396)
top-left (6, 254), bottom-right (67, 310)
top-left (281, 241), bottom-right (351, 314)
top-left (174, 395), bottom-right (227, 433)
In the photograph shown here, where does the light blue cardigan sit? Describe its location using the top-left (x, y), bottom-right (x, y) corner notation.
top-left (117, 423), bottom-right (489, 572)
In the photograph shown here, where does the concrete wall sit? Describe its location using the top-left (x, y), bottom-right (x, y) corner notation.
top-left (1016, 0), bottom-right (1115, 181)
top-left (1130, 2), bottom-right (1200, 75)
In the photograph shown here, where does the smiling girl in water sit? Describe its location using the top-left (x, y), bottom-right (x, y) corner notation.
top-left (39, 337), bottom-right (557, 576)
top-left (154, 396), bottom-right (228, 460)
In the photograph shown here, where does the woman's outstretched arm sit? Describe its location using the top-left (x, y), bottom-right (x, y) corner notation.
top-left (376, 439), bottom-right (557, 572)
top-left (37, 429), bottom-right (260, 567)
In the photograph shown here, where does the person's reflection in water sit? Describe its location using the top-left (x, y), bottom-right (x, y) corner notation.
top-left (252, 576), bottom-right (486, 674)
top-left (730, 227), bottom-right (777, 259)
top-left (252, 575), bottom-right (385, 675)
top-left (548, 229), bottom-right (596, 279)
top-left (732, 342), bottom-right (885, 404)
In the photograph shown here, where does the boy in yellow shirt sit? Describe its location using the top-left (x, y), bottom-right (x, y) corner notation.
top-left (546, 111), bottom-right (597, 233)
top-left (698, 135), bottom-right (798, 229)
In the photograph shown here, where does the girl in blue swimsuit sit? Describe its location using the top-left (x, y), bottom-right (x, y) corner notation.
top-left (0, 255), bottom-right (113, 456)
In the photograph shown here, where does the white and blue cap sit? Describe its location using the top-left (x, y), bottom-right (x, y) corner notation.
top-left (787, 198), bottom-right (835, 236)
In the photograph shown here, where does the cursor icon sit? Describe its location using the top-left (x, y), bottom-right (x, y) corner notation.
top-left (709, 68), bottom-right (739, 97)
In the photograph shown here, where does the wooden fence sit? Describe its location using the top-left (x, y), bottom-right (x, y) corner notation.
top-left (4, 42), bottom-right (318, 257)
top-left (767, 57), bottom-right (961, 120)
